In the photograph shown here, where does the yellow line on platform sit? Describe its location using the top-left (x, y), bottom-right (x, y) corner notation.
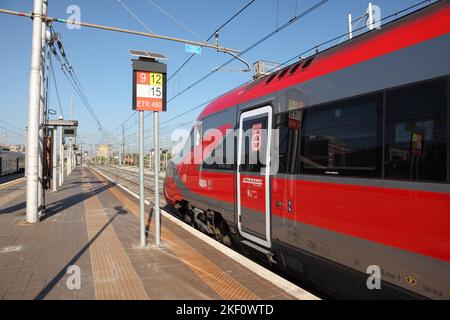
top-left (0, 177), bottom-right (25, 190)
top-left (81, 169), bottom-right (149, 300)
top-left (90, 168), bottom-right (258, 300)
top-left (91, 165), bottom-right (319, 300)
top-left (0, 187), bottom-right (25, 210)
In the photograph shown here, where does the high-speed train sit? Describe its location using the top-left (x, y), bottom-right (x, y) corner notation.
top-left (164, 1), bottom-right (450, 299)
top-left (0, 150), bottom-right (25, 176)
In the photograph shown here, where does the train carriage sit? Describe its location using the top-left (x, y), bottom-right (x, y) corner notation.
top-left (164, 1), bottom-right (450, 299)
top-left (0, 150), bottom-right (25, 176)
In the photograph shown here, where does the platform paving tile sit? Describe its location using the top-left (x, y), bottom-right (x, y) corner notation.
top-left (0, 167), bottom-right (300, 300)
top-left (90, 167), bottom-right (296, 300)
top-left (0, 171), bottom-right (95, 300)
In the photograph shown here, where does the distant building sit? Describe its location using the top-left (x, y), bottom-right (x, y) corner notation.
top-left (124, 154), bottom-right (136, 166)
top-left (96, 144), bottom-right (111, 159)
top-left (0, 143), bottom-right (25, 152)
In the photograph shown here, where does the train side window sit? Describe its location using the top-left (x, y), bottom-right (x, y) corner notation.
top-left (300, 95), bottom-right (383, 177)
top-left (194, 121), bottom-right (202, 147)
top-left (201, 110), bottom-right (235, 171)
top-left (275, 110), bottom-right (303, 174)
top-left (240, 116), bottom-right (269, 173)
top-left (384, 79), bottom-right (447, 182)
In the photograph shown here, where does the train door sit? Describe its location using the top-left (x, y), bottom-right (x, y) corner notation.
top-left (237, 106), bottom-right (272, 248)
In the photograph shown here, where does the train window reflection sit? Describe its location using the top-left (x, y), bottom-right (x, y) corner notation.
top-left (240, 116), bottom-right (268, 173)
top-left (385, 79), bottom-right (447, 182)
top-left (300, 95), bottom-right (383, 177)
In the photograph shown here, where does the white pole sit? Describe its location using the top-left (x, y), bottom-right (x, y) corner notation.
top-left (70, 93), bottom-right (73, 120)
top-left (164, 152), bottom-right (167, 171)
top-left (368, 3), bottom-right (374, 31)
top-left (52, 127), bottom-right (57, 191)
top-left (70, 138), bottom-right (72, 173)
top-left (66, 138), bottom-right (69, 175)
top-left (348, 14), bottom-right (353, 39)
top-left (67, 137), bottom-right (72, 175)
top-left (139, 111), bottom-right (145, 247)
top-left (37, 0), bottom-right (47, 215)
top-left (26, 0), bottom-right (44, 224)
top-left (71, 141), bottom-right (73, 169)
top-left (154, 111), bottom-right (161, 246)
top-left (69, 94), bottom-right (73, 173)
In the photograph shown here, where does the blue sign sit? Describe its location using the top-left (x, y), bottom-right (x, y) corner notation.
top-left (185, 44), bottom-right (202, 55)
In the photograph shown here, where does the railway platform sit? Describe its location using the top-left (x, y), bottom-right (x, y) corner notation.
top-left (0, 166), bottom-right (318, 300)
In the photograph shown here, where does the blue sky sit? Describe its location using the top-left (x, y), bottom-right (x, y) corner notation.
top-left (0, 0), bottom-right (433, 152)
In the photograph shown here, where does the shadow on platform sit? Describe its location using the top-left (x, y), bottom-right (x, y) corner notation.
top-left (39, 180), bottom-right (115, 222)
top-left (0, 202), bottom-right (26, 215)
top-left (34, 205), bottom-right (127, 300)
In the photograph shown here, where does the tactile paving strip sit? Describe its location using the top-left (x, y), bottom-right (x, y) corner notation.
top-left (101, 173), bottom-right (258, 300)
top-left (81, 174), bottom-right (149, 300)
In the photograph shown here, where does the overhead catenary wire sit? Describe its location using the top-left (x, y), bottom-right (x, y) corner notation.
top-left (164, 0), bottom-right (329, 105)
top-left (49, 55), bottom-right (64, 118)
top-left (112, 0), bottom-right (433, 148)
top-left (167, 0), bottom-right (257, 82)
top-left (0, 119), bottom-right (26, 133)
top-left (110, 0), bottom-right (325, 144)
top-left (116, 0), bottom-right (435, 153)
top-left (109, 0), bottom-right (257, 140)
top-left (0, 126), bottom-right (25, 137)
top-left (57, 60), bottom-right (105, 134)
top-left (268, 0), bottom-right (436, 72)
top-left (142, 0), bottom-right (434, 134)
top-left (49, 26), bottom-right (107, 134)
top-left (144, 0), bottom-right (203, 41)
top-left (116, 0), bottom-right (153, 34)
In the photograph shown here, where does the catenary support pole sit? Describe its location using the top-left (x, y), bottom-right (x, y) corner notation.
top-left (139, 111), bottom-right (145, 247)
top-left (37, 0), bottom-right (47, 215)
top-left (154, 111), bottom-right (161, 246)
top-left (26, 0), bottom-right (44, 224)
top-left (122, 124), bottom-right (125, 166)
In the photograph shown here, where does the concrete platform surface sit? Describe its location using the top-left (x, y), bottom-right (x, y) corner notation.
top-left (0, 167), bottom-right (317, 300)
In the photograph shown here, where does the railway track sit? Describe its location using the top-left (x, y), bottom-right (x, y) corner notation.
top-left (94, 165), bottom-right (165, 197)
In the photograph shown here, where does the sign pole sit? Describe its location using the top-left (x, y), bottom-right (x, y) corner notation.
top-left (131, 50), bottom-right (167, 248)
top-left (139, 110), bottom-right (146, 247)
top-left (154, 111), bottom-right (161, 246)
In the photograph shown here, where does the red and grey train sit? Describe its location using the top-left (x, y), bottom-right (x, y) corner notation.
top-left (164, 1), bottom-right (450, 299)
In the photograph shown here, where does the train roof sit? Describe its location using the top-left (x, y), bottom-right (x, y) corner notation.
top-left (0, 150), bottom-right (24, 155)
top-left (197, 0), bottom-right (450, 120)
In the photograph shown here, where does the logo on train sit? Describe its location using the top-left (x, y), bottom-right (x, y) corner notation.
top-left (405, 275), bottom-right (418, 286)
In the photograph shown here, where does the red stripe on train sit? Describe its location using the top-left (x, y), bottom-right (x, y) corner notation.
top-left (271, 177), bottom-right (450, 263)
top-left (168, 169), bottom-right (450, 263)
